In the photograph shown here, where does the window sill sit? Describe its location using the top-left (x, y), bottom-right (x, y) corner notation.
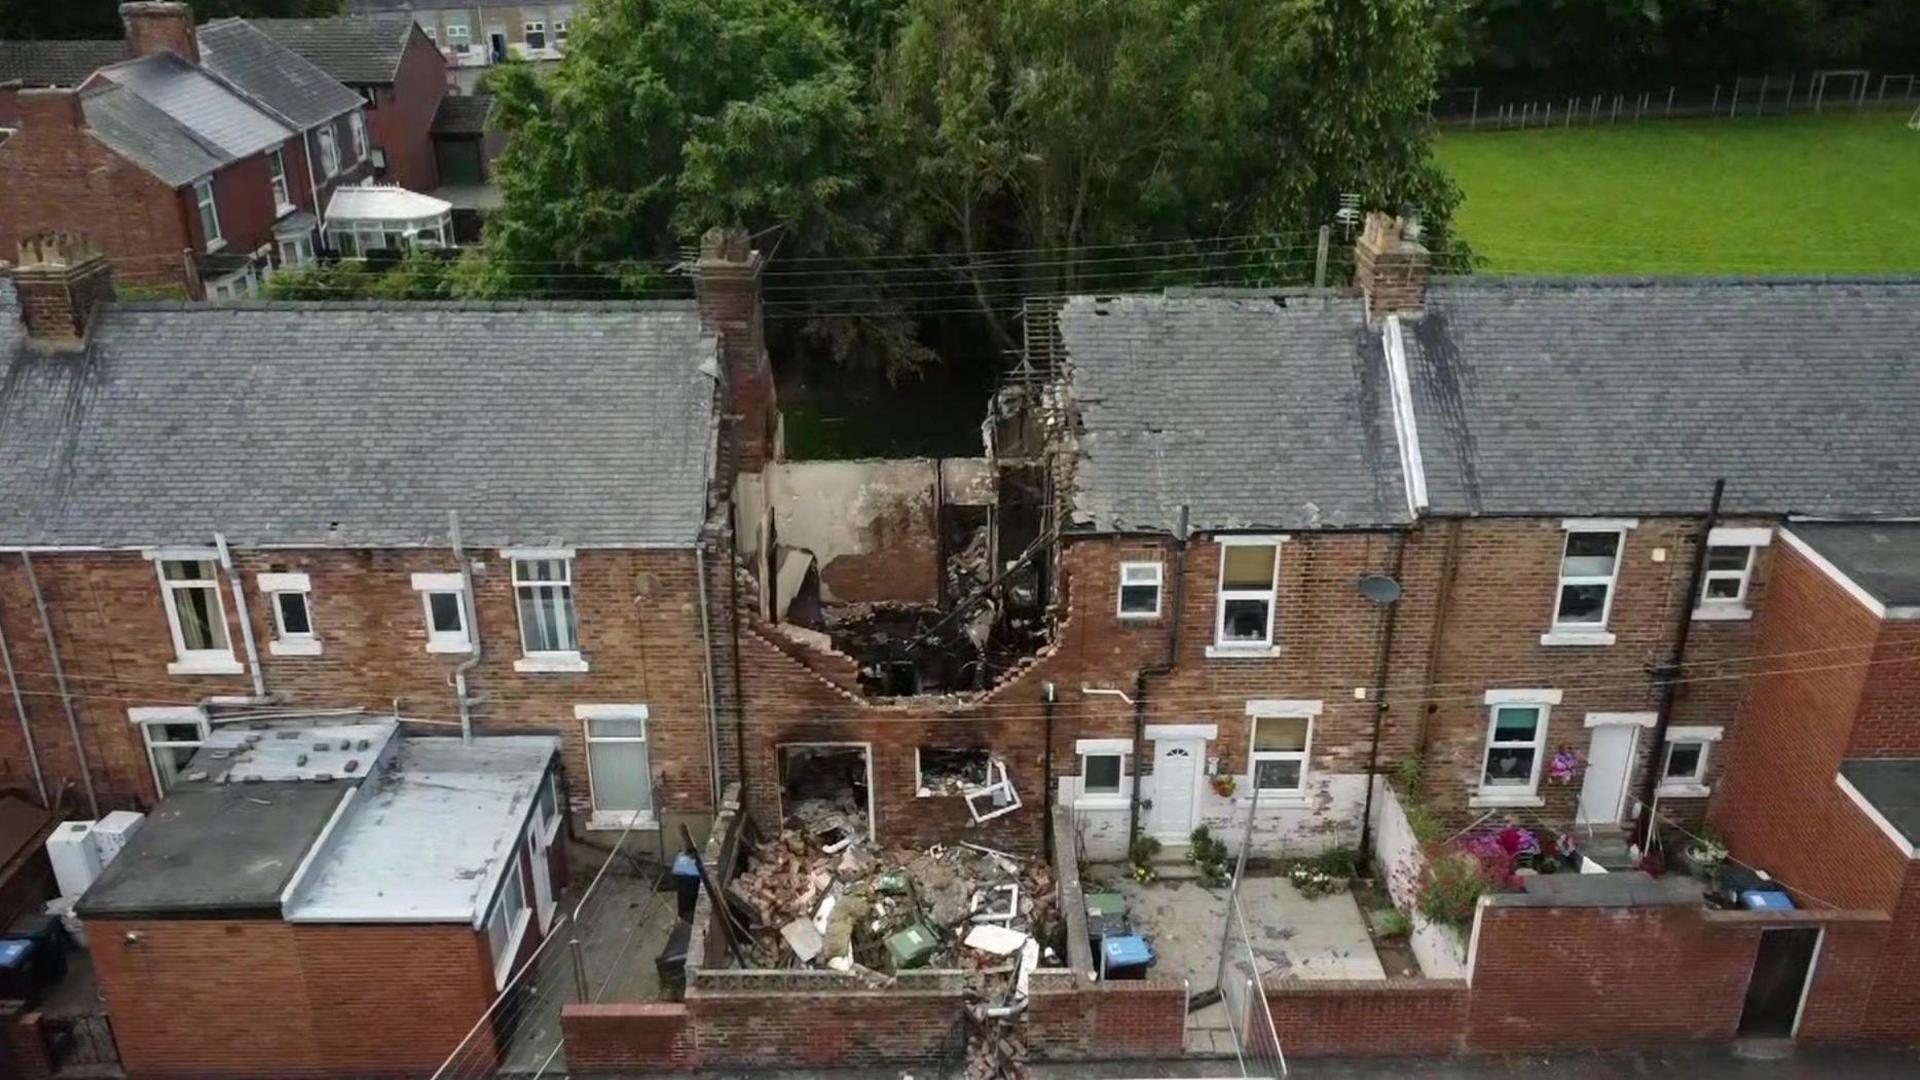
top-left (1539, 629), bottom-right (1616, 647)
top-left (1205, 643), bottom-right (1281, 659)
top-left (1469, 792), bottom-right (1545, 809)
top-left (1657, 783), bottom-right (1711, 799)
top-left (167, 656), bottom-right (244, 676)
top-left (515, 654), bottom-right (588, 673)
top-left (268, 638), bottom-right (322, 657)
top-left (1243, 791), bottom-right (1310, 809)
top-left (1691, 606), bottom-right (1753, 622)
top-left (273, 203), bottom-right (299, 220)
top-left (586, 811), bottom-right (657, 832)
top-left (1074, 795), bottom-right (1130, 811)
top-left (204, 238), bottom-right (227, 253)
top-left (426, 640), bottom-right (474, 655)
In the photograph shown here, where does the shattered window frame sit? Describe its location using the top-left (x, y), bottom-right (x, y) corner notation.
top-left (916, 746), bottom-right (993, 796)
top-left (963, 759), bottom-right (1021, 823)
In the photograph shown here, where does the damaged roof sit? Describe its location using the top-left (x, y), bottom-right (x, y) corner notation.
top-left (197, 18), bottom-right (366, 131)
top-left (1403, 277), bottom-right (1920, 517)
top-left (1057, 292), bottom-right (1410, 533)
top-left (0, 289), bottom-right (719, 548)
top-left (250, 15), bottom-right (420, 86)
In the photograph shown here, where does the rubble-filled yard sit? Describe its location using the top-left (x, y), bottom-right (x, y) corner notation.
top-left (725, 824), bottom-right (1065, 977)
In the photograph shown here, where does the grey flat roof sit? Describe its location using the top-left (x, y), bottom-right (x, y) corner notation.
top-left (284, 736), bottom-right (556, 925)
top-left (1404, 277), bottom-right (1920, 517)
top-left (198, 18), bottom-right (365, 130)
top-left (0, 290), bottom-right (719, 548)
top-left (0, 39), bottom-right (127, 87)
top-left (1839, 759), bottom-right (1920, 848)
top-left (76, 783), bottom-right (348, 918)
top-left (1058, 292), bottom-right (1410, 533)
top-left (1788, 523), bottom-right (1920, 611)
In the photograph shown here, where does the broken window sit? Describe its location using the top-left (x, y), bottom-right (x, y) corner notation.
top-left (780, 744), bottom-right (871, 845)
top-left (962, 759), bottom-right (1021, 823)
top-left (1214, 539), bottom-right (1279, 650)
top-left (917, 747), bottom-right (991, 796)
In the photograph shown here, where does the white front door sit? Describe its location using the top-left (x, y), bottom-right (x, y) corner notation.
top-left (1149, 738), bottom-right (1203, 840)
top-left (1577, 724), bottom-right (1639, 824)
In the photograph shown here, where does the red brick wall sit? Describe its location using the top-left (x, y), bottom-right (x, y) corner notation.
top-left (1712, 539), bottom-right (1906, 912)
top-left (0, 1003), bottom-right (55, 1080)
top-left (367, 29), bottom-right (446, 191)
top-left (1848, 622), bottom-right (1920, 757)
top-left (562, 1002), bottom-right (697, 1073)
top-left (690, 987), bottom-right (961, 1067)
top-left (1859, 868), bottom-right (1920, 1044)
top-left (1264, 978), bottom-right (1468, 1057)
top-left (89, 918), bottom-right (496, 1078)
top-left (0, 546), bottom-right (713, 825)
top-left (198, 151), bottom-right (285, 258)
top-left (0, 87), bottom-right (193, 294)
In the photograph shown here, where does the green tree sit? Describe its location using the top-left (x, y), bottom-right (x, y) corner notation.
top-left (0, 0), bottom-right (341, 40)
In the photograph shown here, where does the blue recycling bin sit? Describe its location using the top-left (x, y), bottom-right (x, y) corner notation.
top-left (1100, 934), bottom-right (1154, 981)
top-left (0, 938), bottom-right (36, 1001)
top-left (1741, 889), bottom-right (1795, 912)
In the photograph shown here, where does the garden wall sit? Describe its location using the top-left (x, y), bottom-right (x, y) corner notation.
top-left (1366, 778), bottom-right (1468, 978)
top-left (1263, 978), bottom-right (1468, 1058)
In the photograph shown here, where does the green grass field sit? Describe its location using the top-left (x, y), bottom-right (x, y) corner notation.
top-left (1437, 111), bottom-right (1920, 275)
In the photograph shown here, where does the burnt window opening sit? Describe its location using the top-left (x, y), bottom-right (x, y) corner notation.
top-left (917, 747), bottom-right (991, 796)
top-left (779, 744), bottom-right (871, 848)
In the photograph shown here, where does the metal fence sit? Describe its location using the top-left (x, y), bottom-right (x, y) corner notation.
top-left (1436, 70), bottom-right (1920, 131)
top-left (1209, 786), bottom-right (1288, 1079)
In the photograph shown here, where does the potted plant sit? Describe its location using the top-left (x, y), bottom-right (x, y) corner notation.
top-left (1210, 773), bottom-right (1238, 798)
top-left (1681, 829), bottom-right (1728, 881)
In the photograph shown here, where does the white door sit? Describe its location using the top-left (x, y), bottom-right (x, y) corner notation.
top-left (1577, 724), bottom-right (1638, 825)
top-left (527, 831), bottom-right (556, 931)
top-left (1149, 739), bottom-right (1202, 840)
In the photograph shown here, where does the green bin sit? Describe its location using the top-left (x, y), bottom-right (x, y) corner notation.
top-left (886, 922), bottom-right (939, 970)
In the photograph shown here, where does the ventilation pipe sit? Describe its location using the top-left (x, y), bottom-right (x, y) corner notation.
top-left (1127, 505), bottom-right (1189, 851)
top-left (215, 533), bottom-right (265, 699)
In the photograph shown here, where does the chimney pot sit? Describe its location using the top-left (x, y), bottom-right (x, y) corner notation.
top-left (1352, 211), bottom-right (1431, 322)
top-left (121, 2), bottom-right (199, 65)
top-left (9, 231), bottom-right (116, 346)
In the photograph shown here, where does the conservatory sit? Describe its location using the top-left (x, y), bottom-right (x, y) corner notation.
top-left (324, 186), bottom-right (455, 256)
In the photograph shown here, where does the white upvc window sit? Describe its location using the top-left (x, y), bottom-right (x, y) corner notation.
top-left (1694, 526), bottom-right (1770, 620)
top-left (509, 551), bottom-right (584, 671)
top-left (446, 20), bottom-right (471, 51)
top-left (194, 178), bottom-right (222, 250)
top-left (348, 110), bottom-right (368, 162)
top-left (554, 18), bottom-right (569, 44)
top-left (1073, 738), bottom-right (1131, 805)
top-left (524, 20), bottom-right (546, 50)
top-left (153, 552), bottom-right (242, 675)
top-left (1247, 699), bottom-right (1321, 795)
top-left (1658, 725), bottom-right (1723, 797)
top-left (485, 856), bottom-right (531, 988)
top-left (267, 149), bottom-right (292, 211)
top-left (1117, 561), bottom-right (1162, 619)
top-left (130, 706), bottom-right (210, 795)
top-left (1542, 520), bottom-right (1634, 646)
top-left (577, 704), bottom-right (652, 829)
top-left (1208, 536), bottom-right (1284, 657)
top-left (1475, 689), bottom-right (1562, 804)
top-left (278, 232), bottom-right (313, 268)
top-left (317, 126), bottom-right (339, 176)
top-left (535, 768), bottom-right (563, 843)
top-left (259, 571), bottom-right (319, 656)
top-left (411, 572), bottom-right (472, 653)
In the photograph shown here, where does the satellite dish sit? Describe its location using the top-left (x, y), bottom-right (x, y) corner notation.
top-left (1358, 574), bottom-right (1403, 606)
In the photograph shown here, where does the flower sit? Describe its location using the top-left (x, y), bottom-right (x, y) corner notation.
top-left (1547, 748), bottom-right (1582, 783)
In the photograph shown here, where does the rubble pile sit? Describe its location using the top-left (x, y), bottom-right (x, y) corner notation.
top-left (726, 827), bottom-right (1064, 977)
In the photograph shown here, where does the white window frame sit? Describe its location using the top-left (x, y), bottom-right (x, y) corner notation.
top-left (258, 571), bottom-right (320, 656)
top-left (1075, 738), bottom-right (1131, 804)
top-left (507, 549), bottom-right (585, 672)
top-left (1541, 519), bottom-right (1635, 646)
top-left (1207, 535), bottom-right (1286, 658)
top-left (1657, 725), bottom-right (1723, 797)
top-left (317, 126), bottom-right (339, 177)
top-left (278, 232), bottom-right (313, 268)
top-left (1694, 526), bottom-right (1771, 621)
top-left (193, 178), bottom-right (223, 251)
top-left (129, 706), bottom-right (211, 796)
top-left (348, 110), bottom-right (368, 162)
top-left (485, 856), bottom-right (531, 989)
top-left (446, 20), bottom-right (471, 51)
top-left (554, 18), bottom-right (569, 44)
top-left (1473, 689), bottom-right (1562, 806)
top-left (150, 549), bottom-right (242, 675)
top-left (1246, 699), bottom-right (1321, 797)
top-left (523, 20), bottom-right (547, 50)
top-left (1116, 561), bottom-right (1163, 620)
top-left (576, 704), bottom-right (653, 830)
top-left (535, 768), bottom-right (563, 843)
top-left (411, 571), bottom-right (473, 653)
top-left (267, 149), bottom-right (292, 213)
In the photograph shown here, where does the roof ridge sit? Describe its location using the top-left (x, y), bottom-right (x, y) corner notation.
top-left (105, 298), bottom-right (700, 313)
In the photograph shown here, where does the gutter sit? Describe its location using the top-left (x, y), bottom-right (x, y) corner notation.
top-left (21, 553), bottom-right (96, 818)
top-left (695, 541), bottom-right (723, 808)
top-left (1127, 504), bottom-right (1189, 851)
top-left (448, 511), bottom-right (482, 745)
top-left (1634, 478), bottom-right (1724, 847)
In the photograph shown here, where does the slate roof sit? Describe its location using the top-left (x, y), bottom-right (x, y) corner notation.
top-left (79, 82), bottom-right (228, 187)
top-left (1057, 292), bottom-right (1409, 533)
top-left (91, 51), bottom-right (291, 166)
top-left (1403, 277), bottom-right (1920, 517)
top-left (0, 289), bottom-right (720, 548)
top-left (1787, 522), bottom-right (1920, 610)
top-left (1839, 759), bottom-right (1920, 849)
top-left (0, 39), bottom-right (127, 87)
top-left (251, 15), bottom-right (418, 87)
top-left (432, 92), bottom-right (494, 137)
top-left (198, 18), bottom-right (364, 130)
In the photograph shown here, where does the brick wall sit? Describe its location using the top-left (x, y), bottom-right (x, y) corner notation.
top-left (0, 1003), bottom-right (55, 1080)
top-left (0, 545), bottom-right (714, 827)
top-left (1264, 978), bottom-right (1468, 1057)
top-left (199, 150), bottom-right (287, 258)
top-left (368, 29), bottom-right (446, 191)
top-left (89, 918), bottom-right (496, 1078)
top-left (562, 1002), bottom-right (697, 1073)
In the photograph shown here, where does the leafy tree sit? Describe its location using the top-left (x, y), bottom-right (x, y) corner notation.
top-left (0, 0), bottom-right (341, 40)
top-left (260, 251), bottom-right (493, 301)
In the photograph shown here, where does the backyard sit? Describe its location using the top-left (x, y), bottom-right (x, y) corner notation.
top-left (1438, 111), bottom-right (1920, 275)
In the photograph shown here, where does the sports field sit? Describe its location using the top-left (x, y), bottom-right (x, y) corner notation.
top-left (1437, 111), bottom-right (1920, 274)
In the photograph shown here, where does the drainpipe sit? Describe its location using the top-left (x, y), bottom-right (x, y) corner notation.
top-left (22, 553), bottom-right (96, 818)
top-left (1634, 478), bottom-right (1724, 848)
top-left (1041, 681), bottom-right (1056, 861)
top-left (695, 542), bottom-right (723, 808)
top-left (448, 511), bottom-right (483, 745)
top-left (0, 596), bottom-right (48, 806)
top-left (1127, 505), bottom-right (1189, 851)
top-left (1358, 531), bottom-right (1409, 860)
top-left (214, 534), bottom-right (266, 699)
top-left (727, 520), bottom-right (748, 792)
top-left (303, 129), bottom-right (327, 248)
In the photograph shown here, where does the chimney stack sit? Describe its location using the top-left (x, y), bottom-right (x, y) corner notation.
top-left (695, 226), bottom-right (778, 481)
top-left (10, 232), bottom-right (116, 346)
top-left (1353, 212), bottom-right (1430, 322)
top-left (121, 2), bottom-right (199, 64)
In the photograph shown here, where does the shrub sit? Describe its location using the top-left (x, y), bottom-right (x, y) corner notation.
top-left (1189, 826), bottom-right (1232, 888)
top-left (1417, 850), bottom-right (1496, 931)
top-left (1371, 907), bottom-right (1411, 939)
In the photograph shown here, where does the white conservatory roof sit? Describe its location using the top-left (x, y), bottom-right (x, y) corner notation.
top-left (325, 184), bottom-right (452, 223)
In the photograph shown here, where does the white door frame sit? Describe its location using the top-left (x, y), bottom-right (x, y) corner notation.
top-left (1147, 736), bottom-right (1207, 841)
top-left (527, 828), bottom-right (555, 932)
top-left (1578, 713), bottom-right (1652, 825)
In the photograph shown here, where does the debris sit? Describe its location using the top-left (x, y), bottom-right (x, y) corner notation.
top-left (970, 883), bottom-right (1018, 924)
top-left (781, 917), bottom-right (824, 963)
top-left (964, 924), bottom-right (1028, 957)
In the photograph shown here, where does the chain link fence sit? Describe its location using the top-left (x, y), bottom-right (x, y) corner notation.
top-left (1436, 70), bottom-right (1920, 131)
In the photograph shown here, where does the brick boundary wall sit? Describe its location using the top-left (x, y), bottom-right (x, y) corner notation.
top-left (0, 1004), bottom-right (55, 1080)
top-left (1264, 978), bottom-right (1469, 1058)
